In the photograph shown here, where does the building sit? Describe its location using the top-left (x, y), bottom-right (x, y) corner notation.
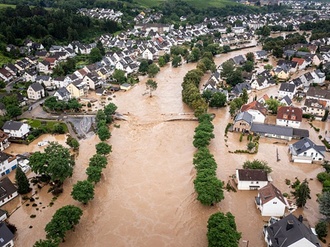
top-left (264, 214), bottom-right (321, 247)
top-left (27, 83), bottom-right (45, 100)
top-left (54, 87), bottom-right (71, 101)
top-left (66, 80), bottom-right (88, 98)
top-left (0, 130), bottom-right (10, 151)
top-left (232, 112), bottom-right (253, 133)
top-left (289, 137), bottom-right (326, 163)
top-left (303, 98), bottom-right (327, 119)
top-left (241, 101), bottom-right (267, 123)
top-left (2, 121), bottom-right (30, 139)
top-left (278, 83), bottom-right (296, 99)
top-left (236, 169), bottom-right (270, 190)
top-left (0, 177), bottom-right (18, 207)
top-left (0, 222), bottom-right (15, 247)
top-left (276, 106), bottom-right (302, 128)
top-left (255, 183), bottom-right (289, 217)
top-left (0, 152), bottom-right (18, 178)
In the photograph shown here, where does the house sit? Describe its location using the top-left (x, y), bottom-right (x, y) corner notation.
top-left (236, 169), bottom-right (270, 190)
top-left (66, 80), bottom-right (88, 98)
top-left (311, 70), bottom-right (326, 86)
top-left (250, 123), bottom-right (294, 141)
top-left (0, 68), bottom-right (13, 82)
top-left (0, 130), bottom-right (10, 152)
top-left (231, 82), bottom-right (251, 98)
top-left (306, 87), bottom-right (330, 107)
top-left (292, 57), bottom-right (308, 70)
top-left (83, 72), bottom-right (103, 90)
top-left (272, 65), bottom-right (290, 81)
top-left (255, 183), bottom-right (289, 217)
top-left (241, 101), bottom-right (267, 123)
top-left (0, 209), bottom-right (7, 222)
top-left (38, 60), bottom-right (52, 74)
top-left (23, 69), bottom-right (37, 82)
top-left (264, 214), bottom-right (321, 247)
top-left (232, 112), bottom-right (253, 133)
top-left (278, 83), bottom-right (296, 99)
top-left (0, 222), bottom-right (15, 247)
top-left (27, 83), bottom-right (45, 100)
top-left (279, 95), bottom-right (292, 106)
top-left (276, 106), bottom-right (302, 128)
top-left (258, 94), bottom-right (270, 105)
top-left (250, 74), bottom-right (275, 90)
top-left (0, 152), bottom-right (17, 178)
top-left (2, 121), bottom-right (30, 139)
top-left (289, 137), bottom-right (326, 163)
top-left (120, 83), bottom-right (132, 91)
top-left (54, 87), bottom-right (71, 101)
top-left (303, 98), bottom-right (327, 119)
top-left (0, 177), bottom-right (18, 207)
top-left (255, 50), bottom-right (268, 60)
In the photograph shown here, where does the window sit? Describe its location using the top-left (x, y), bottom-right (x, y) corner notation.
top-left (273, 202), bottom-right (277, 204)
top-left (303, 152), bottom-right (307, 156)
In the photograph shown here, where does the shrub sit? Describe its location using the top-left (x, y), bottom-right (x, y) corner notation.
top-left (315, 221), bottom-right (328, 240)
top-left (285, 179), bottom-right (291, 185)
top-left (239, 133), bottom-right (243, 142)
top-left (317, 172), bottom-right (330, 183)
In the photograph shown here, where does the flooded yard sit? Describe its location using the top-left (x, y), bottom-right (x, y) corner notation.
top-left (4, 45), bottom-right (330, 247)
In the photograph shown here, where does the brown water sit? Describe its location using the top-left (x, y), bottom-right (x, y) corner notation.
top-left (5, 45), bottom-right (330, 247)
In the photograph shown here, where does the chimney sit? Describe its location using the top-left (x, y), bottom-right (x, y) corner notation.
top-left (286, 220), bottom-right (294, 231)
top-left (298, 215), bottom-right (303, 223)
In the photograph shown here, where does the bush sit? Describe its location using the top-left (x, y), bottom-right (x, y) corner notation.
top-left (239, 133), bottom-right (243, 142)
top-left (317, 172), bottom-right (330, 183)
top-left (315, 221), bottom-right (328, 240)
top-left (285, 179), bottom-right (291, 185)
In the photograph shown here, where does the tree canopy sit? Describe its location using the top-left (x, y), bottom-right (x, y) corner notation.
top-left (207, 212), bottom-right (241, 247)
top-left (293, 179), bottom-right (311, 208)
top-left (71, 180), bottom-right (95, 204)
top-left (243, 159), bottom-right (272, 173)
top-left (15, 166), bottom-right (31, 194)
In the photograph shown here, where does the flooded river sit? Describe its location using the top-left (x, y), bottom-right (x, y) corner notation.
top-left (4, 45), bottom-right (330, 247)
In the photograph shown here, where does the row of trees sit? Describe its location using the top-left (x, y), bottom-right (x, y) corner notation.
top-left (44, 97), bottom-right (82, 112)
top-left (193, 114), bottom-right (224, 206)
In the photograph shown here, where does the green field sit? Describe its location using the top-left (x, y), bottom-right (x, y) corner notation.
top-left (133, 0), bottom-right (236, 8)
top-left (0, 3), bottom-right (15, 8)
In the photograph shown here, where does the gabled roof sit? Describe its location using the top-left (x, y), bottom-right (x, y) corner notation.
top-left (0, 177), bottom-right (17, 201)
top-left (55, 87), bottom-right (70, 98)
top-left (304, 98), bottom-right (327, 109)
top-left (292, 57), bottom-right (305, 66)
top-left (277, 106), bottom-right (302, 122)
top-left (29, 83), bottom-right (44, 92)
top-left (258, 183), bottom-right (287, 205)
top-left (266, 214), bottom-right (321, 247)
top-left (241, 101), bottom-right (268, 116)
top-left (307, 87), bottom-right (330, 100)
top-left (0, 222), bottom-right (14, 246)
top-left (280, 95), bottom-right (292, 106)
top-left (3, 120), bottom-right (24, 131)
top-left (290, 137), bottom-right (325, 156)
top-left (251, 123), bottom-right (293, 137)
top-left (234, 112), bottom-right (253, 125)
top-left (279, 83), bottom-right (295, 93)
top-left (237, 169), bottom-right (268, 181)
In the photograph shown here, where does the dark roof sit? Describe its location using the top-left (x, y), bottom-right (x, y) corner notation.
top-left (281, 95), bottom-right (292, 106)
top-left (307, 87), bottom-right (330, 100)
top-left (0, 152), bottom-right (11, 163)
top-left (234, 112), bottom-right (253, 125)
top-left (0, 177), bottom-right (17, 201)
top-left (251, 123), bottom-right (293, 137)
top-left (237, 169), bottom-right (268, 181)
top-left (2, 120), bottom-right (24, 131)
top-left (279, 83), bottom-right (295, 93)
top-left (55, 87), bottom-right (70, 98)
top-left (29, 83), bottom-right (43, 92)
top-left (0, 222), bottom-right (14, 246)
top-left (0, 209), bottom-right (6, 219)
top-left (292, 128), bottom-right (309, 138)
top-left (266, 214), bottom-right (321, 247)
top-left (258, 183), bottom-right (287, 205)
top-left (291, 137), bottom-right (325, 156)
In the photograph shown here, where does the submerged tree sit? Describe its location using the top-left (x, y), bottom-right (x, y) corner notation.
top-left (71, 180), bottom-right (95, 204)
top-left (293, 179), bottom-right (311, 208)
top-left (146, 79), bottom-right (158, 97)
top-left (15, 166), bottom-right (31, 194)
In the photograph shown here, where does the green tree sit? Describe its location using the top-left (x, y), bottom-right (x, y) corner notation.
top-left (293, 179), bottom-right (311, 207)
top-left (158, 57), bottom-right (166, 67)
top-left (71, 180), bottom-right (94, 204)
top-left (52, 124), bottom-right (65, 134)
top-left (86, 166), bottom-right (102, 184)
top-left (97, 125), bottom-right (111, 141)
top-left (104, 102), bottom-right (117, 123)
top-left (223, 45), bottom-right (231, 53)
top-left (319, 191), bottom-right (330, 220)
top-left (33, 238), bottom-right (60, 247)
top-left (45, 205), bottom-right (83, 241)
top-left (246, 52), bottom-right (254, 62)
top-left (193, 130), bottom-right (215, 148)
top-left (6, 105), bottom-right (22, 119)
top-left (89, 47), bottom-right (102, 63)
top-left (226, 70), bottom-right (243, 86)
top-left (96, 110), bottom-right (106, 123)
top-left (147, 63), bottom-right (160, 78)
top-left (66, 136), bottom-right (79, 151)
top-left (96, 40), bottom-right (105, 56)
top-left (138, 59), bottom-right (149, 74)
top-left (172, 55), bottom-right (181, 67)
top-left (202, 90), bottom-right (213, 103)
top-left (264, 64), bottom-right (273, 70)
top-left (15, 166), bottom-right (31, 194)
top-left (315, 221), bottom-right (328, 240)
top-left (209, 92), bottom-right (227, 108)
top-left (112, 69), bottom-right (126, 84)
top-left (29, 142), bottom-right (74, 183)
top-left (221, 60), bottom-right (235, 78)
top-left (266, 99), bottom-right (282, 114)
top-left (243, 159), bottom-right (272, 173)
top-left (207, 212), bottom-right (241, 247)
top-left (95, 142), bottom-right (112, 155)
top-left (243, 60), bottom-right (254, 72)
top-left (194, 175), bottom-right (224, 206)
top-left (89, 154), bottom-right (107, 169)
top-left (146, 79), bottom-right (158, 97)
top-left (241, 89), bottom-right (249, 104)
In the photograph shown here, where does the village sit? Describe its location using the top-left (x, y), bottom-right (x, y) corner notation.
top-left (1, 0), bottom-right (330, 246)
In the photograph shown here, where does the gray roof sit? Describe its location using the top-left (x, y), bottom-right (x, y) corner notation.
top-left (234, 112), bottom-right (253, 125)
top-left (0, 177), bottom-right (17, 201)
top-left (0, 152), bottom-right (11, 163)
top-left (280, 95), bottom-right (292, 105)
top-left (237, 169), bottom-right (268, 181)
top-left (266, 214), bottom-right (321, 247)
top-left (290, 137), bottom-right (325, 156)
top-left (56, 87), bottom-right (70, 98)
top-left (29, 83), bottom-right (44, 92)
top-left (292, 128), bottom-right (309, 138)
top-left (3, 120), bottom-right (24, 131)
top-left (0, 222), bottom-right (14, 246)
top-left (279, 83), bottom-right (295, 93)
top-left (250, 123), bottom-right (293, 137)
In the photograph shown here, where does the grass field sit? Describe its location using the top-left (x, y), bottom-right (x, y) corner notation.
top-left (133, 0), bottom-right (236, 8)
top-left (0, 3), bottom-right (15, 8)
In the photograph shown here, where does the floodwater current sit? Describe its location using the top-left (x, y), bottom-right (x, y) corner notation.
top-left (3, 45), bottom-right (330, 247)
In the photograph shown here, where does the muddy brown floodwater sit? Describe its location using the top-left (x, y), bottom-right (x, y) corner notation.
top-left (4, 45), bottom-right (330, 247)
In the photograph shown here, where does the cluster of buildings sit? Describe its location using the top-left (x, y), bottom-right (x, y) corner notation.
top-left (77, 8), bottom-right (123, 22)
